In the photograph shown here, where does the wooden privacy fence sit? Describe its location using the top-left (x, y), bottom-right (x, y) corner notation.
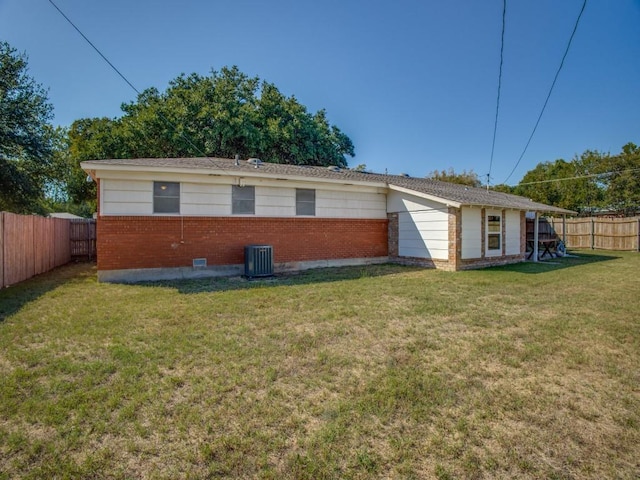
top-left (548, 216), bottom-right (640, 252)
top-left (70, 219), bottom-right (96, 260)
top-left (0, 212), bottom-right (72, 288)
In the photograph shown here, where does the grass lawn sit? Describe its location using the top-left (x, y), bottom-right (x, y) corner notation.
top-left (1, 251), bottom-right (639, 479)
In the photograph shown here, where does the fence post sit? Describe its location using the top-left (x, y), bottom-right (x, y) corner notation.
top-left (0, 212), bottom-right (4, 289)
top-left (591, 217), bottom-right (595, 250)
top-left (637, 217), bottom-right (640, 253)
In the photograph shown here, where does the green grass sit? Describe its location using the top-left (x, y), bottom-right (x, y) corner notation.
top-left (1, 251), bottom-right (639, 479)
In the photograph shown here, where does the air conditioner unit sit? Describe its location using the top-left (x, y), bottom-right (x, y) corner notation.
top-left (244, 245), bottom-right (274, 278)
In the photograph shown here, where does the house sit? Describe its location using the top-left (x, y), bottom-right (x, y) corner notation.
top-left (81, 157), bottom-right (573, 282)
top-left (49, 212), bottom-right (85, 220)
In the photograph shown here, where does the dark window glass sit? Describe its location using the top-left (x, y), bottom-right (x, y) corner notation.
top-left (296, 188), bottom-right (315, 216)
top-left (232, 185), bottom-right (255, 214)
top-left (153, 181), bottom-right (180, 214)
top-left (487, 214), bottom-right (501, 250)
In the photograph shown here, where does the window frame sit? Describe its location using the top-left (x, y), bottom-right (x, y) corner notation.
top-left (486, 213), bottom-right (502, 253)
top-left (153, 181), bottom-right (180, 214)
top-left (295, 188), bottom-right (316, 216)
top-left (232, 185), bottom-right (255, 215)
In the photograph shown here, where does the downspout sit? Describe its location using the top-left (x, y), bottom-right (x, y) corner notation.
top-left (533, 211), bottom-right (539, 262)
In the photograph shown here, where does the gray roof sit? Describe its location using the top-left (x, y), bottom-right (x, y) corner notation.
top-left (82, 157), bottom-right (574, 214)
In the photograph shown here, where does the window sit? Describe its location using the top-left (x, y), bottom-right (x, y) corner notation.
top-left (153, 181), bottom-right (180, 214)
top-left (487, 214), bottom-right (501, 250)
top-left (296, 188), bottom-right (315, 216)
top-left (232, 185), bottom-right (255, 214)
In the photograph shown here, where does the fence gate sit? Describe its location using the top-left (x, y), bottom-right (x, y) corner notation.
top-left (70, 219), bottom-right (96, 260)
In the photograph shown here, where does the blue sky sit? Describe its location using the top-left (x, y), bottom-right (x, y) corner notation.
top-left (1, 0), bottom-right (639, 185)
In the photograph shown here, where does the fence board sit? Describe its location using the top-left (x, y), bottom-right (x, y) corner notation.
top-left (1, 212), bottom-right (73, 288)
top-left (4, 213), bottom-right (32, 285)
top-left (70, 219), bottom-right (96, 259)
top-left (548, 216), bottom-right (639, 251)
top-left (56, 218), bottom-right (72, 265)
top-left (0, 213), bottom-right (4, 288)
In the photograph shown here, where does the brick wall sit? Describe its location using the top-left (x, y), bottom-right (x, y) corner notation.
top-left (97, 216), bottom-right (388, 271)
top-left (387, 213), bottom-right (399, 257)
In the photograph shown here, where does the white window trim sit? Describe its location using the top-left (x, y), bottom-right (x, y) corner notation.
top-left (153, 181), bottom-right (180, 215)
top-left (486, 210), bottom-right (502, 257)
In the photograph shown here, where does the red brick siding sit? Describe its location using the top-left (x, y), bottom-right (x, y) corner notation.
top-left (97, 216), bottom-right (388, 271)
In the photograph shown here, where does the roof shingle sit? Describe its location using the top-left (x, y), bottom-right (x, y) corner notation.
top-left (82, 157), bottom-right (574, 214)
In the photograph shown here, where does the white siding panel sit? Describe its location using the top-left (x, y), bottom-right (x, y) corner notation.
top-left (387, 191), bottom-right (448, 214)
top-left (181, 184), bottom-right (230, 216)
top-left (101, 179), bottom-right (152, 215)
top-left (316, 190), bottom-right (387, 218)
top-left (104, 202), bottom-right (153, 215)
top-left (505, 210), bottom-right (521, 255)
top-left (397, 210), bottom-right (449, 260)
top-left (103, 179), bottom-right (150, 192)
top-left (256, 186), bottom-right (295, 216)
top-left (461, 207), bottom-right (482, 259)
top-left (99, 178), bottom-right (387, 218)
top-left (389, 191), bottom-right (449, 260)
top-left (103, 189), bottom-right (150, 203)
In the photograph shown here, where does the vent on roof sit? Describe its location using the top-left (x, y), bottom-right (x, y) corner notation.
top-left (327, 166), bottom-right (341, 172)
top-left (247, 158), bottom-right (262, 165)
top-left (399, 173), bottom-right (410, 177)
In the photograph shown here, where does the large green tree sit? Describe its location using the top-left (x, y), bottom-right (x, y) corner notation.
top-left (605, 142), bottom-right (640, 216)
top-left (511, 144), bottom-right (640, 215)
top-left (512, 156), bottom-right (604, 213)
top-left (68, 66), bottom-right (354, 166)
top-left (66, 67), bottom-right (355, 206)
top-left (0, 42), bottom-right (55, 213)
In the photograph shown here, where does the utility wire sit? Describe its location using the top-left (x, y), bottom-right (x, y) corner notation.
top-left (48, 0), bottom-right (141, 96)
top-left (502, 0), bottom-right (588, 185)
top-left (48, 0), bottom-right (231, 172)
top-left (487, 0), bottom-right (507, 190)
top-left (515, 167), bottom-right (640, 186)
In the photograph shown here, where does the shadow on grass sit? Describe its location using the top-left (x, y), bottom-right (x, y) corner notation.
top-left (0, 262), bottom-right (96, 322)
top-left (138, 263), bottom-right (425, 295)
top-left (138, 251), bottom-right (625, 294)
top-left (483, 250), bottom-right (621, 275)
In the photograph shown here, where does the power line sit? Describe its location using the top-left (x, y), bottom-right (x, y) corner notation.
top-left (515, 167), bottom-right (640, 186)
top-left (47, 0), bottom-right (230, 172)
top-left (502, 0), bottom-right (588, 185)
top-left (487, 0), bottom-right (507, 190)
top-left (47, 0), bottom-right (141, 96)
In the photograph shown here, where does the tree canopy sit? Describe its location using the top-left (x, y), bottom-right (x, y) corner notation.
top-left (68, 66), bottom-right (354, 166)
top-left (498, 143), bottom-right (640, 216)
top-left (426, 168), bottom-right (482, 188)
top-left (64, 66), bottom-right (355, 206)
top-left (0, 42), bottom-right (55, 214)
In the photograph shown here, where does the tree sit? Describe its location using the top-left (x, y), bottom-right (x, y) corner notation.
top-left (513, 151), bottom-right (609, 214)
top-left (426, 168), bottom-right (482, 187)
top-left (605, 142), bottom-right (640, 216)
top-left (0, 42), bottom-right (55, 213)
top-left (67, 66), bottom-right (354, 169)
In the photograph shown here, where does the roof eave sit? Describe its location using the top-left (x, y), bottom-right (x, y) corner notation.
top-left (80, 160), bottom-right (388, 189)
top-left (387, 184), bottom-right (462, 208)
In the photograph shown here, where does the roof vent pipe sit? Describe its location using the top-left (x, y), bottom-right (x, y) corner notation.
top-left (234, 154), bottom-right (240, 166)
